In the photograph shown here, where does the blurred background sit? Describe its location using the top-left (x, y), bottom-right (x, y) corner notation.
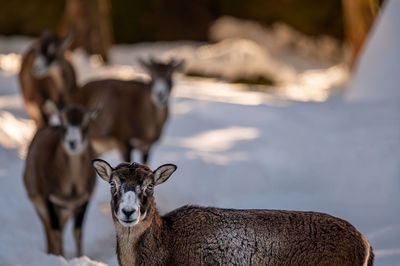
top-left (1, 0), bottom-right (399, 265)
top-left (0, 0), bottom-right (383, 64)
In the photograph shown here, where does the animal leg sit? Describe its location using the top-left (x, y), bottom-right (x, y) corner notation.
top-left (119, 142), bottom-right (133, 162)
top-left (39, 107), bottom-right (49, 127)
top-left (141, 145), bottom-right (151, 165)
top-left (73, 201), bottom-right (88, 257)
top-left (46, 199), bottom-right (65, 255)
top-left (31, 198), bottom-right (52, 253)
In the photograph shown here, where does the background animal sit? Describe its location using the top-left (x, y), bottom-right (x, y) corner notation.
top-left (93, 159), bottom-right (374, 266)
top-left (23, 103), bottom-right (97, 256)
top-left (73, 58), bottom-right (184, 164)
top-left (19, 30), bottom-right (77, 128)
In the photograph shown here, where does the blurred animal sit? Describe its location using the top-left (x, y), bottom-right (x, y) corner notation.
top-left (19, 30), bottom-right (77, 128)
top-left (74, 58), bottom-right (184, 164)
top-left (23, 102), bottom-right (97, 256)
top-left (93, 159), bottom-right (374, 266)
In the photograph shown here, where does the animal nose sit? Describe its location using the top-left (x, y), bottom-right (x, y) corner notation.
top-left (69, 141), bottom-right (76, 149)
top-left (122, 209), bottom-right (135, 218)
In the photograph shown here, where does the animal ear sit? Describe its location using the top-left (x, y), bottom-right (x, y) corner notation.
top-left (59, 31), bottom-right (74, 51)
top-left (43, 100), bottom-right (60, 118)
top-left (172, 59), bottom-right (185, 71)
top-left (150, 57), bottom-right (158, 65)
top-left (89, 102), bottom-right (103, 121)
top-left (40, 29), bottom-right (52, 40)
top-left (92, 159), bottom-right (113, 182)
top-left (43, 100), bottom-right (62, 126)
top-left (138, 58), bottom-right (151, 70)
top-left (153, 164), bottom-right (177, 186)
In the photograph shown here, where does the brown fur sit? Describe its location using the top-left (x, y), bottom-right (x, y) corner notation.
top-left (94, 161), bottom-right (374, 266)
top-left (73, 59), bottom-right (183, 163)
top-left (23, 106), bottom-right (96, 256)
top-left (74, 79), bottom-right (167, 161)
top-left (19, 32), bottom-right (77, 128)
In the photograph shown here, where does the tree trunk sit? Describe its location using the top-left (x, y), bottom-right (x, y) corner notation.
top-left (59, 0), bottom-right (113, 63)
top-left (342, 0), bottom-right (380, 68)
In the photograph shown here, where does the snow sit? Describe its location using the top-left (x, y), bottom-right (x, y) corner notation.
top-left (0, 1), bottom-right (399, 265)
top-left (345, 0), bottom-right (400, 103)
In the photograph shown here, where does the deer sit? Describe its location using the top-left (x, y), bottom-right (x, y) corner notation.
top-left (92, 159), bottom-right (374, 266)
top-left (73, 58), bottom-right (183, 164)
top-left (23, 102), bottom-right (97, 256)
top-left (19, 30), bottom-right (77, 128)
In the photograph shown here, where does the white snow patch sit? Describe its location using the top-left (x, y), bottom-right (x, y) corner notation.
top-left (175, 126), bottom-right (259, 152)
top-left (0, 53), bottom-right (21, 74)
top-left (0, 111), bottom-right (34, 157)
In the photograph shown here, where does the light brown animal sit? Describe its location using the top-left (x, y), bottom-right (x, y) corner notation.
top-left (24, 103), bottom-right (97, 256)
top-left (93, 160), bottom-right (374, 266)
top-left (19, 30), bottom-right (77, 128)
top-left (73, 58), bottom-right (183, 164)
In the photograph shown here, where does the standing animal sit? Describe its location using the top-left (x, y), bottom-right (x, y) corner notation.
top-left (19, 30), bottom-right (77, 128)
top-left (93, 159), bottom-right (374, 266)
top-left (24, 103), bottom-right (97, 256)
top-left (73, 58), bottom-right (183, 164)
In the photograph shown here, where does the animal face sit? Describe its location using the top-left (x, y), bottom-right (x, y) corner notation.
top-left (151, 78), bottom-right (170, 106)
top-left (32, 30), bottom-right (72, 78)
top-left (139, 58), bottom-right (184, 107)
top-left (92, 160), bottom-right (177, 227)
top-left (60, 105), bottom-right (95, 155)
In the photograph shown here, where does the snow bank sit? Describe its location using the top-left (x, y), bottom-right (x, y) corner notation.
top-left (161, 17), bottom-right (350, 102)
top-left (209, 16), bottom-right (345, 64)
top-left (345, 0), bottom-right (400, 103)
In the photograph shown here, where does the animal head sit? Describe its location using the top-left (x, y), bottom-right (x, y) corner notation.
top-left (139, 58), bottom-right (184, 107)
top-left (45, 101), bottom-right (98, 155)
top-left (92, 159), bottom-right (177, 227)
top-left (32, 30), bottom-right (73, 79)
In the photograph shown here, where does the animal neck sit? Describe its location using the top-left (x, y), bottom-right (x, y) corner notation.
top-left (115, 202), bottom-right (165, 266)
top-left (49, 63), bottom-right (65, 93)
top-left (58, 138), bottom-right (90, 177)
top-left (150, 98), bottom-right (169, 115)
top-left (148, 90), bottom-right (169, 135)
top-left (61, 138), bottom-right (89, 157)
top-left (150, 95), bottom-right (169, 111)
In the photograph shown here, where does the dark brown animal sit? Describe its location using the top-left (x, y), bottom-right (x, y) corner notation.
top-left (19, 30), bottom-right (77, 128)
top-left (93, 160), bottom-right (374, 266)
top-left (73, 58), bottom-right (183, 164)
top-left (24, 103), bottom-right (97, 256)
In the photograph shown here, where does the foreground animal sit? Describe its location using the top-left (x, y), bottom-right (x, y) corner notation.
top-left (92, 160), bottom-right (374, 266)
top-left (74, 58), bottom-right (183, 164)
top-left (19, 30), bottom-right (77, 127)
top-left (24, 103), bottom-right (97, 256)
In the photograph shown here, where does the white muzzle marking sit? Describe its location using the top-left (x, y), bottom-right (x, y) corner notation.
top-left (63, 126), bottom-right (85, 155)
top-left (151, 78), bottom-right (169, 106)
top-left (117, 189), bottom-right (140, 227)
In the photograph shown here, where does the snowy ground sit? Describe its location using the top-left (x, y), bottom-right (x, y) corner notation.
top-left (1, 2), bottom-right (400, 265)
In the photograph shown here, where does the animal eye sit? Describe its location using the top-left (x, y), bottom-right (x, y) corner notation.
top-left (146, 184), bottom-right (154, 191)
top-left (110, 181), bottom-right (118, 196)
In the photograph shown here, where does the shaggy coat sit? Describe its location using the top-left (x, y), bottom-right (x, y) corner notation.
top-left (117, 205), bottom-right (373, 265)
top-left (24, 106), bottom-right (96, 256)
top-left (74, 79), bottom-right (167, 162)
top-left (73, 59), bottom-right (183, 164)
top-left (93, 161), bottom-right (374, 266)
top-left (19, 32), bottom-right (77, 127)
